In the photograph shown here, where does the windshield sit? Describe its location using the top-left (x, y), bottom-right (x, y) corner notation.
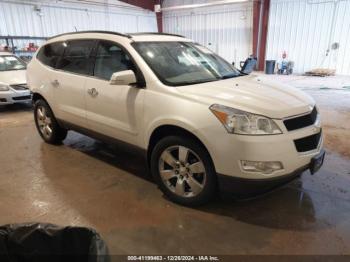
top-left (132, 42), bottom-right (241, 86)
top-left (0, 55), bottom-right (26, 71)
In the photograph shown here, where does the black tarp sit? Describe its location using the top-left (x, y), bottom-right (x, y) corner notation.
top-left (0, 223), bottom-right (109, 262)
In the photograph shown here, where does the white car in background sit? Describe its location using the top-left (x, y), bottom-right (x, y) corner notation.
top-left (0, 52), bottom-right (31, 105)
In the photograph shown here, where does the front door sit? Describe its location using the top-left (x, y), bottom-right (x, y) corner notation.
top-left (85, 40), bottom-right (144, 145)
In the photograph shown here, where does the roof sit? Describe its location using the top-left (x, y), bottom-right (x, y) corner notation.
top-left (47, 30), bottom-right (130, 40)
top-left (47, 31), bottom-right (190, 43)
top-left (128, 32), bottom-right (185, 38)
top-left (129, 32), bottom-right (188, 42)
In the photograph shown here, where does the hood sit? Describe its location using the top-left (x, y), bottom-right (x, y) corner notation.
top-left (176, 74), bottom-right (315, 119)
top-left (0, 70), bottom-right (26, 85)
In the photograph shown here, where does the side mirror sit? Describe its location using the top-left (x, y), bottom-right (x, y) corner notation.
top-left (110, 70), bottom-right (137, 86)
top-left (232, 61), bottom-right (235, 67)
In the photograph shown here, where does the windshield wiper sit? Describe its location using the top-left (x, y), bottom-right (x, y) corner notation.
top-left (221, 74), bottom-right (241, 79)
top-left (176, 79), bottom-right (218, 86)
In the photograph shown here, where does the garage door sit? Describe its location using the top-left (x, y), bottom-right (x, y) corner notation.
top-left (266, 0), bottom-right (350, 75)
top-left (163, 1), bottom-right (253, 66)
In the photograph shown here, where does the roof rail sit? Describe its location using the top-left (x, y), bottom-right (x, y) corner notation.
top-left (128, 32), bottom-right (185, 38)
top-left (47, 30), bottom-right (131, 40)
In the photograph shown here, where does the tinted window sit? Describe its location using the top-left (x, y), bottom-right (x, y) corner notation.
top-left (94, 41), bottom-right (134, 80)
top-left (37, 42), bottom-right (65, 68)
top-left (57, 40), bottom-right (95, 75)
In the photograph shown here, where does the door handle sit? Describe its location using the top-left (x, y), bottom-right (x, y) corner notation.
top-left (87, 88), bottom-right (98, 97)
top-left (51, 79), bottom-right (60, 87)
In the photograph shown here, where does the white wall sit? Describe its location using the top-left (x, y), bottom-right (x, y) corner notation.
top-left (266, 0), bottom-right (350, 75)
top-left (162, 0), bottom-right (253, 65)
top-left (0, 0), bottom-right (157, 49)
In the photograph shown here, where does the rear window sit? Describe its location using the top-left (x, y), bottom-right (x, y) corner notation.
top-left (56, 40), bottom-right (95, 75)
top-left (37, 42), bottom-right (65, 68)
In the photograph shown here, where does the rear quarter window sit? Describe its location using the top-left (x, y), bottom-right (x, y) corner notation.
top-left (37, 42), bottom-right (65, 68)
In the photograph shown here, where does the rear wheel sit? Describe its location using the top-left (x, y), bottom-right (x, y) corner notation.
top-left (151, 136), bottom-right (216, 206)
top-left (34, 99), bottom-right (67, 144)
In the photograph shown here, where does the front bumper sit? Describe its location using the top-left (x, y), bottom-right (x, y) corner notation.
top-left (218, 149), bottom-right (325, 198)
top-left (198, 116), bottom-right (324, 180)
top-left (0, 90), bottom-right (32, 105)
top-left (218, 166), bottom-right (304, 198)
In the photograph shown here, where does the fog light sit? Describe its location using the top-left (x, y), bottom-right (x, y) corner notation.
top-left (241, 161), bottom-right (283, 174)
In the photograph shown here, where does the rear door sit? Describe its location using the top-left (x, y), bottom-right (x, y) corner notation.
top-left (34, 42), bottom-right (66, 109)
top-left (51, 39), bottom-right (95, 128)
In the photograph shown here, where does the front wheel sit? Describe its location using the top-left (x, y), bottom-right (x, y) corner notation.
top-left (34, 99), bottom-right (67, 144)
top-left (151, 136), bottom-right (217, 206)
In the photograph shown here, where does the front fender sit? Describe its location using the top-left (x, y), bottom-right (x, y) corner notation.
top-left (145, 116), bottom-right (212, 153)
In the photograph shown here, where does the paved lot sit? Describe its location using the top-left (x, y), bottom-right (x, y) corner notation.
top-left (0, 76), bottom-right (349, 255)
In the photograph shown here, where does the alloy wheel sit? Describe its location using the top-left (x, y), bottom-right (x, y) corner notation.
top-left (158, 145), bottom-right (206, 198)
top-left (36, 106), bottom-right (53, 139)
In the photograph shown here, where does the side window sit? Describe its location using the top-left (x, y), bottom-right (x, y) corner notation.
top-left (57, 40), bottom-right (95, 75)
top-left (94, 41), bottom-right (134, 80)
top-left (37, 42), bottom-right (65, 68)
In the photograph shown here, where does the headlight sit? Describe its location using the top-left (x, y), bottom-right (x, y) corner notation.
top-left (210, 104), bottom-right (282, 135)
top-left (0, 84), bottom-right (10, 91)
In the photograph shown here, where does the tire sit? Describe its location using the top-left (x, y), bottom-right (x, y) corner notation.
top-left (34, 99), bottom-right (67, 144)
top-left (151, 136), bottom-right (217, 206)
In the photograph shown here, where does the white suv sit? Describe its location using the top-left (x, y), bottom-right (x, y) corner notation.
top-left (27, 31), bottom-right (325, 206)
